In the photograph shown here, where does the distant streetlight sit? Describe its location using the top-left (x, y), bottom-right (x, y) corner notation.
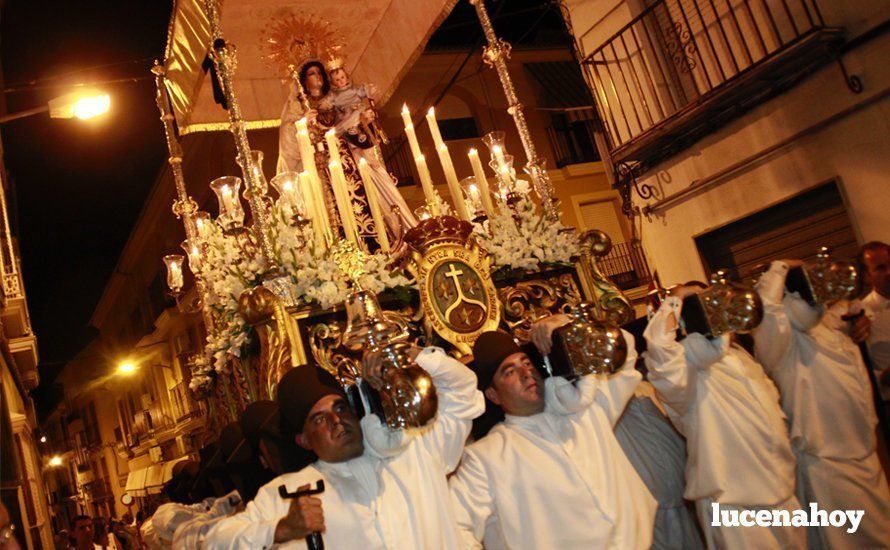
top-left (49, 455), bottom-right (63, 467)
top-left (39, 435), bottom-right (47, 443)
top-left (117, 361), bottom-right (138, 376)
top-left (0, 89), bottom-right (111, 124)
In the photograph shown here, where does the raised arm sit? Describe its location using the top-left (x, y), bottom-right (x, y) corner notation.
top-left (753, 261), bottom-right (796, 372)
top-left (204, 482), bottom-right (286, 550)
top-left (413, 347), bottom-right (486, 472)
top-left (544, 330), bottom-right (641, 426)
top-left (449, 449), bottom-right (494, 550)
top-left (644, 297), bottom-right (695, 417)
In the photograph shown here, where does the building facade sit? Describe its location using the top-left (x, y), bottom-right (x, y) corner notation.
top-left (0, 137), bottom-right (53, 548)
top-left (562, 0), bottom-right (889, 284)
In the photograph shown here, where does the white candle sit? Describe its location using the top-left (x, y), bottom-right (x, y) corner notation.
top-left (468, 148), bottom-right (495, 216)
top-left (295, 120), bottom-right (331, 243)
top-left (414, 154), bottom-right (440, 216)
top-left (437, 144), bottom-right (470, 221)
top-left (426, 107), bottom-right (444, 149)
top-left (358, 158), bottom-right (390, 253)
top-left (325, 129), bottom-right (341, 166)
top-left (328, 161), bottom-right (360, 245)
top-left (401, 104), bottom-right (423, 161)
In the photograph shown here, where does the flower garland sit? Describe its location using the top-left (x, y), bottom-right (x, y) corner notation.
top-left (473, 183), bottom-right (580, 272)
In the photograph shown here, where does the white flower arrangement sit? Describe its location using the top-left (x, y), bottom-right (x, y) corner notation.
top-left (474, 186), bottom-right (580, 273)
top-left (188, 353), bottom-right (215, 395)
top-left (194, 203), bottom-right (414, 376)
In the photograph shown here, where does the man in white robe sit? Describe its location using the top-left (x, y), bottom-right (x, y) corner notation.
top-left (449, 322), bottom-right (657, 550)
top-left (614, 380), bottom-right (703, 549)
top-left (754, 260), bottom-right (890, 549)
top-left (204, 348), bottom-right (484, 549)
top-left (645, 290), bottom-right (805, 549)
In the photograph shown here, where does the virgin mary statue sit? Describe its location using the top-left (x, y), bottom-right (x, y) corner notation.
top-left (267, 15), bottom-right (417, 248)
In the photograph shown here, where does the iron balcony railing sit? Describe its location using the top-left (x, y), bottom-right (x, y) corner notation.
top-left (583, 0), bottom-right (834, 157)
top-left (594, 240), bottom-right (653, 290)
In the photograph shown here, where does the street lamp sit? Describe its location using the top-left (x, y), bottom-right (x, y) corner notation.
top-left (0, 88), bottom-right (111, 124)
top-left (117, 361), bottom-right (138, 376)
top-left (49, 455), bottom-right (63, 467)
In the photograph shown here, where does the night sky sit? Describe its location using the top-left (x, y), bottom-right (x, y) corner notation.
top-left (1, 1), bottom-right (172, 404)
top-left (0, 0), bottom-right (565, 413)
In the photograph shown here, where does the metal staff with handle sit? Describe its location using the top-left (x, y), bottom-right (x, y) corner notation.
top-left (278, 480), bottom-right (326, 550)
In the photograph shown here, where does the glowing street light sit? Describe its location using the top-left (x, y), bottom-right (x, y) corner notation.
top-left (39, 435), bottom-right (47, 443)
top-left (0, 88), bottom-right (111, 124)
top-left (49, 455), bottom-right (63, 467)
top-left (117, 361), bottom-right (138, 376)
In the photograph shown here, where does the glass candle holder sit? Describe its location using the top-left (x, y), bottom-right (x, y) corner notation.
top-left (181, 239), bottom-right (202, 274)
top-left (481, 131), bottom-right (506, 155)
top-left (163, 254), bottom-right (185, 294)
top-left (489, 154), bottom-right (516, 202)
top-left (270, 171), bottom-right (307, 223)
top-left (193, 211), bottom-right (213, 241)
top-left (210, 176), bottom-right (245, 232)
top-left (240, 149), bottom-right (268, 191)
top-left (414, 205), bottom-right (433, 221)
top-left (460, 176), bottom-right (484, 219)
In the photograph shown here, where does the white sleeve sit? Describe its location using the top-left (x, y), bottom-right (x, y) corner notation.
top-left (414, 347), bottom-right (486, 472)
top-left (449, 449), bottom-right (493, 550)
top-left (753, 261), bottom-right (796, 372)
top-left (644, 298), bottom-right (695, 417)
top-left (203, 483), bottom-right (284, 550)
top-left (172, 514), bottom-right (228, 550)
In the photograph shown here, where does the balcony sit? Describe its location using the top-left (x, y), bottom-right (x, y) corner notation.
top-left (582, 0), bottom-right (844, 175)
top-left (595, 240), bottom-right (653, 291)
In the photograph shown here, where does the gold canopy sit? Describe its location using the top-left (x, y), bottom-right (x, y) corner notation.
top-left (163, 0), bottom-right (458, 134)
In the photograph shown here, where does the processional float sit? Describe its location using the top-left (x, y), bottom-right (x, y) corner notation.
top-left (153, 0), bottom-right (638, 430)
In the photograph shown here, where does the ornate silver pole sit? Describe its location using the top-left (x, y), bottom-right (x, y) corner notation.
top-left (152, 61), bottom-right (216, 336)
top-left (469, 0), bottom-right (558, 220)
top-left (203, 0), bottom-right (277, 268)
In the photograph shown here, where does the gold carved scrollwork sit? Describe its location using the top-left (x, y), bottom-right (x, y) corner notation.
top-left (309, 322), bottom-right (357, 377)
top-left (497, 274), bottom-right (582, 343)
top-left (238, 286), bottom-right (293, 400)
top-left (577, 230), bottom-right (634, 325)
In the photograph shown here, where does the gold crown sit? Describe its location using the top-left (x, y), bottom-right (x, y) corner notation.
top-left (262, 13), bottom-right (345, 77)
top-left (405, 215), bottom-right (474, 255)
top-left (325, 45), bottom-right (346, 73)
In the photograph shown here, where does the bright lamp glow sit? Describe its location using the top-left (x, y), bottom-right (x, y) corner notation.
top-left (117, 362), bottom-right (137, 376)
top-left (39, 435), bottom-right (47, 443)
top-left (48, 89), bottom-right (110, 120)
top-left (73, 94), bottom-right (111, 119)
top-left (49, 456), bottom-right (63, 467)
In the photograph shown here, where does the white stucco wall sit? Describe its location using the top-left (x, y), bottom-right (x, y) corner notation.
top-left (634, 34), bottom-right (890, 285)
top-left (563, 0), bottom-right (890, 286)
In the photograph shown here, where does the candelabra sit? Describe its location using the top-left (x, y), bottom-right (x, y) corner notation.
top-left (469, 0), bottom-right (558, 221)
top-left (203, 0), bottom-right (277, 269)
